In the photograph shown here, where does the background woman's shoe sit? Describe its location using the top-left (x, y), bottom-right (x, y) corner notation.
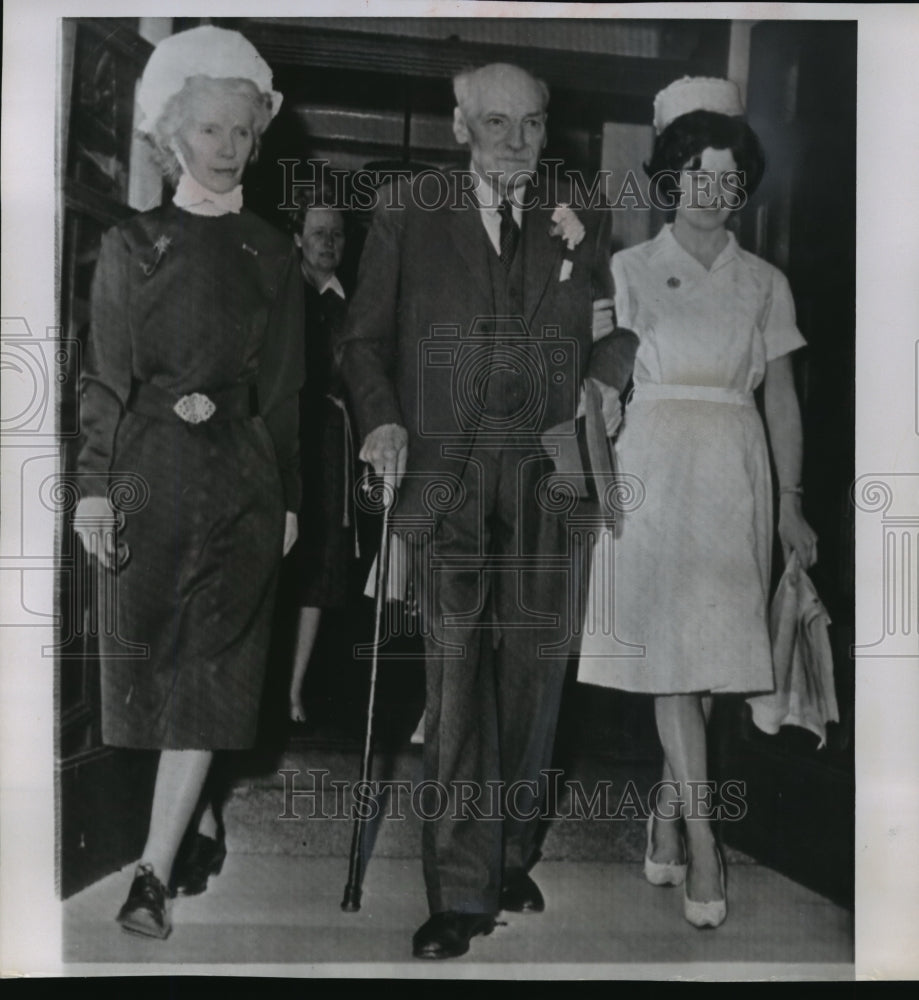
top-left (170, 832), bottom-right (227, 897)
top-left (644, 815), bottom-right (687, 887)
top-left (500, 871), bottom-right (545, 913)
top-left (683, 849), bottom-right (727, 928)
top-left (116, 863), bottom-right (172, 939)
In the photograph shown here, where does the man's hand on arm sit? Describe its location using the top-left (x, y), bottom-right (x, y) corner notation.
top-left (592, 298), bottom-right (615, 341)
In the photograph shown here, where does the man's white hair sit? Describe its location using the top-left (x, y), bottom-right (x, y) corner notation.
top-left (452, 63), bottom-right (550, 120)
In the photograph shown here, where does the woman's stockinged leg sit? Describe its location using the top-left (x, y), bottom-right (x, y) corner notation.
top-left (140, 748), bottom-right (214, 883)
top-left (648, 758), bottom-right (685, 865)
top-left (654, 694), bottom-right (723, 905)
top-left (290, 606), bottom-right (322, 722)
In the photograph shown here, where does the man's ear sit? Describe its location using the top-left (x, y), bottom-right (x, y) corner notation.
top-left (452, 107), bottom-right (470, 145)
top-left (293, 232), bottom-right (302, 248)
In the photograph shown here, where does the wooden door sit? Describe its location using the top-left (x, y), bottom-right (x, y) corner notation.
top-left (56, 17), bottom-right (159, 899)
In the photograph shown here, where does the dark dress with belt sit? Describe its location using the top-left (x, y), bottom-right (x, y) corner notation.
top-left (78, 202), bottom-right (305, 750)
top-left (294, 280), bottom-right (354, 608)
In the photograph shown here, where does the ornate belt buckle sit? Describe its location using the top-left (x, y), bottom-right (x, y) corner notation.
top-left (173, 392), bottom-right (216, 424)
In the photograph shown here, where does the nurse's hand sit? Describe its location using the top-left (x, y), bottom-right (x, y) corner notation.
top-left (778, 495), bottom-right (818, 569)
top-left (283, 511), bottom-right (298, 556)
top-left (73, 495), bottom-right (118, 569)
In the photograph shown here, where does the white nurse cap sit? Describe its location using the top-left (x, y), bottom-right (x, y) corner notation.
top-left (135, 24), bottom-right (283, 133)
top-left (653, 76), bottom-right (744, 134)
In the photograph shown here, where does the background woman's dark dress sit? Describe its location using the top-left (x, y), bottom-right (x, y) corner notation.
top-left (295, 281), bottom-right (354, 608)
top-left (78, 203), bottom-right (305, 749)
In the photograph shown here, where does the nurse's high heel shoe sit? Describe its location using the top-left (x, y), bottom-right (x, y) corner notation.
top-left (643, 814), bottom-right (687, 887)
top-left (683, 847), bottom-right (727, 929)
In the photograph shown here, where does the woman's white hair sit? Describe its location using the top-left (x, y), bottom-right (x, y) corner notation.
top-left (143, 75), bottom-right (273, 184)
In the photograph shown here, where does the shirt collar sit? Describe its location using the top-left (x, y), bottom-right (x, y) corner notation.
top-left (173, 171), bottom-right (243, 217)
top-left (316, 274), bottom-right (346, 299)
top-left (652, 223), bottom-right (742, 271)
top-left (469, 164), bottom-right (530, 213)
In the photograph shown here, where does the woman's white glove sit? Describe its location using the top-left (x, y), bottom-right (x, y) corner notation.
top-left (73, 495), bottom-right (119, 569)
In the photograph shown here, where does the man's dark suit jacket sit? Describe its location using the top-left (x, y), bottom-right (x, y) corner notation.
top-left (336, 171), bottom-right (638, 519)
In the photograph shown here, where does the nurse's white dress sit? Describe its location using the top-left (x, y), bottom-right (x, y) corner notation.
top-left (578, 224), bottom-right (806, 694)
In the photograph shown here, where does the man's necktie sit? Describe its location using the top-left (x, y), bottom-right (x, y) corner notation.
top-left (498, 199), bottom-right (520, 268)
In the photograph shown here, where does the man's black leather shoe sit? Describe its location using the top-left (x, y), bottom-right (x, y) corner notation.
top-left (500, 871), bottom-right (545, 913)
top-left (412, 911), bottom-right (496, 959)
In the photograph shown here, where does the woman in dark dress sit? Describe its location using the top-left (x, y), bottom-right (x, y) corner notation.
top-left (73, 25), bottom-right (304, 939)
top-left (285, 196), bottom-right (356, 723)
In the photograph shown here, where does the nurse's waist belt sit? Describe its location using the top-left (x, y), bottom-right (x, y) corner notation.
top-left (127, 380), bottom-right (258, 424)
top-left (630, 383), bottom-right (754, 407)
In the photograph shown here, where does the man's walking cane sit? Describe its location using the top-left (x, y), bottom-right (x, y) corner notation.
top-left (341, 475), bottom-right (394, 912)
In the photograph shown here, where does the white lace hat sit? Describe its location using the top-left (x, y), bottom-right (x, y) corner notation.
top-left (653, 76), bottom-right (744, 134)
top-left (135, 25), bottom-right (282, 133)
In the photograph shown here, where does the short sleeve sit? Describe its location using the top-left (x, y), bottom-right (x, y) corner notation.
top-left (610, 253), bottom-right (634, 331)
top-left (761, 266), bottom-right (807, 361)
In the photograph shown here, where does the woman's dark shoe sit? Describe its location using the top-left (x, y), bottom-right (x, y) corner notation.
top-left (170, 832), bottom-right (227, 897)
top-left (116, 863), bottom-right (172, 939)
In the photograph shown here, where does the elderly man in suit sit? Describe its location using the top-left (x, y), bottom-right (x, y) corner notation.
top-left (337, 62), bottom-right (637, 959)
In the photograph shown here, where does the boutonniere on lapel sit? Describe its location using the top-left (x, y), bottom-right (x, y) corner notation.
top-left (549, 205), bottom-right (586, 282)
top-left (140, 235), bottom-right (172, 277)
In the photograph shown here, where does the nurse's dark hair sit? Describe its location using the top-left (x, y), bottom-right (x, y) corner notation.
top-left (644, 110), bottom-right (766, 213)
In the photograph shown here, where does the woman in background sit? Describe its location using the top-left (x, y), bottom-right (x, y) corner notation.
top-left (73, 25), bottom-right (303, 939)
top-left (578, 76), bottom-right (817, 928)
top-left (286, 192), bottom-right (359, 724)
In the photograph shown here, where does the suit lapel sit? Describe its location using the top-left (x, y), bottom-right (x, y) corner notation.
top-left (445, 174), bottom-right (494, 310)
top-left (522, 199), bottom-right (562, 326)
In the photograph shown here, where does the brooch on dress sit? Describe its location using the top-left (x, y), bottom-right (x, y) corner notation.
top-left (140, 235), bottom-right (172, 277)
